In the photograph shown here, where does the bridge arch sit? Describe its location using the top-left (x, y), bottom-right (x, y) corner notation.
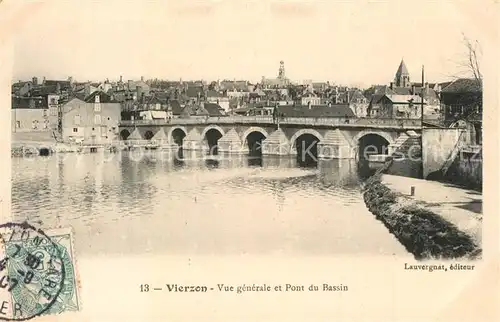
top-left (353, 130), bottom-right (395, 146)
top-left (290, 129), bottom-right (324, 146)
top-left (201, 125), bottom-right (225, 154)
top-left (120, 129), bottom-right (131, 140)
top-left (290, 129), bottom-right (323, 167)
top-left (168, 126), bottom-right (188, 139)
top-left (201, 125), bottom-right (225, 139)
top-left (168, 126), bottom-right (187, 146)
top-left (241, 127), bottom-right (269, 141)
top-left (355, 130), bottom-right (393, 178)
top-left (144, 130), bottom-right (155, 140)
top-left (242, 127), bottom-right (269, 156)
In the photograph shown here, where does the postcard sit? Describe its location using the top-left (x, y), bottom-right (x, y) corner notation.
top-left (0, 0), bottom-right (498, 321)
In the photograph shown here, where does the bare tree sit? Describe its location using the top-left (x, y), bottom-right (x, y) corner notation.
top-left (458, 33), bottom-right (483, 83)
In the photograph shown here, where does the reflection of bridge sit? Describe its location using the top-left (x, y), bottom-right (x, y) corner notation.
top-left (119, 116), bottom-right (422, 159)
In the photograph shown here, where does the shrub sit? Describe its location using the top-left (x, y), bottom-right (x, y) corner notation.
top-left (363, 181), bottom-right (480, 260)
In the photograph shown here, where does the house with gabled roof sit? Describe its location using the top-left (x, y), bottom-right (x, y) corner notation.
top-left (438, 78), bottom-right (482, 144)
top-left (61, 97), bottom-right (121, 145)
top-left (376, 94), bottom-right (427, 119)
top-left (439, 78), bottom-right (482, 122)
top-left (205, 89), bottom-right (230, 112)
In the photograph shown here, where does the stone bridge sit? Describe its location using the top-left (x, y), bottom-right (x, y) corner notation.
top-left (119, 116), bottom-right (422, 159)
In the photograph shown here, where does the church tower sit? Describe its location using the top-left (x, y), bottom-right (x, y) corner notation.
top-left (395, 59), bottom-right (411, 87)
top-left (278, 60), bottom-right (286, 79)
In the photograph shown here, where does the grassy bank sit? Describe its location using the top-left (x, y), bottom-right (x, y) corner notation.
top-left (362, 174), bottom-right (481, 260)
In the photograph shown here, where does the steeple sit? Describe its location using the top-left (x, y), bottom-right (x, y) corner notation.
top-left (395, 58), bottom-right (411, 88)
top-left (278, 60), bottom-right (285, 79)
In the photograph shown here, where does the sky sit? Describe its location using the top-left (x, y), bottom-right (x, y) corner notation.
top-left (3, 0), bottom-right (496, 87)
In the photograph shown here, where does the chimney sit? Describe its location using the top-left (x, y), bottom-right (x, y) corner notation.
top-left (346, 90), bottom-right (350, 104)
top-left (68, 76), bottom-right (73, 84)
top-left (137, 86), bottom-right (143, 100)
top-left (84, 83), bottom-right (91, 97)
top-left (425, 82), bottom-right (429, 89)
top-left (390, 82), bottom-right (395, 90)
top-left (308, 101), bottom-right (312, 109)
top-left (43, 77), bottom-right (46, 85)
top-left (141, 76), bottom-right (144, 82)
top-left (120, 75), bottom-right (123, 83)
top-left (128, 80), bottom-right (133, 90)
top-left (411, 84), bottom-right (416, 95)
top-left (32, 77), bottom-right (38, 86)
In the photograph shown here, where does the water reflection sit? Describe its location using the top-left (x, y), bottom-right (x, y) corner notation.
top-left (247, 156), bottom-right (263, 167)
top-left (319, 159), bottom-right (360, 188)
top-left (205, 158), bottom-right (219, 168)
top-left (262, 155), bottom-right (297, 168)
top-left (11, 150), bottom-right (409, 257)
top-left (173, 148), bottom-right (185, 167)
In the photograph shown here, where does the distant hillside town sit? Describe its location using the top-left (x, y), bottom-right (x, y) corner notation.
top-left (12, 59), bottom-right (482, 146)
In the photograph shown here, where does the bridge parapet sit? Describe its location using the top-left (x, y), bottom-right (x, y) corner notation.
top-left (120, 116), bottom-right (422, 129)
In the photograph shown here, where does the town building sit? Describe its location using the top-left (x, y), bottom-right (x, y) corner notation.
top-left (127, 77), bottom-right (150, 96)
top-left (11, 96), bottom-right (51, 132)
top-left (205, 89), bottom-right (230, 112)
top-left (376, 94), bottom-right (426, 118)
top-left (261, 61), bottom-right (290, 88)
top-left (301, 93), bottom-right (322, 106)
top-left (439, 78), bottom-right (482, 144)
top-left (220, 80), bottom-right (250, 99)
top-left (366, 59), bottom-right (441, 119)
top-left (61, 95), bottom-right (121, 145)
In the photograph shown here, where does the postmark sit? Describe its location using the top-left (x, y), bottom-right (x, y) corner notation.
top-left (0, 222), bottom-right (79, 321)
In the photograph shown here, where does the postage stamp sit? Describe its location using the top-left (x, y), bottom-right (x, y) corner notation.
top-left (0, 222), bottom-right (80, 321)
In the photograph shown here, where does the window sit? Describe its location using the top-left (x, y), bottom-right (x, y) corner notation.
top-left (94, 114), bottom-right (101, 125)
top-left (32, 120), bottom-right (38, 129)
top-left (73, 128), bottom-right (78, 133)
top-left (16, 121), bottom-right (20, 128)
top-left (74, 115), bottom-right (81, 125)
top-left (42, 110), bottom-right (47, 117)
top-left (94, 103), bottom-right (101, 112)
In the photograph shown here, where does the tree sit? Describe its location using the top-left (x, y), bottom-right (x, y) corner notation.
top-left (456, 33), bottom-right (483, 83)
top-left (208, 81), bottom-right (217, 91)
top-left (442, 34), bottom-right (483, 127)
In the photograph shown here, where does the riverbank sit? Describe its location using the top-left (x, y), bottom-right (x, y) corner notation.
top-left (362, 174), bottom-right (481, 260)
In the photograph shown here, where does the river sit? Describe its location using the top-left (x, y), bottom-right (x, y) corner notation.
top-left (11, 150), bottom-right (409, 257)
